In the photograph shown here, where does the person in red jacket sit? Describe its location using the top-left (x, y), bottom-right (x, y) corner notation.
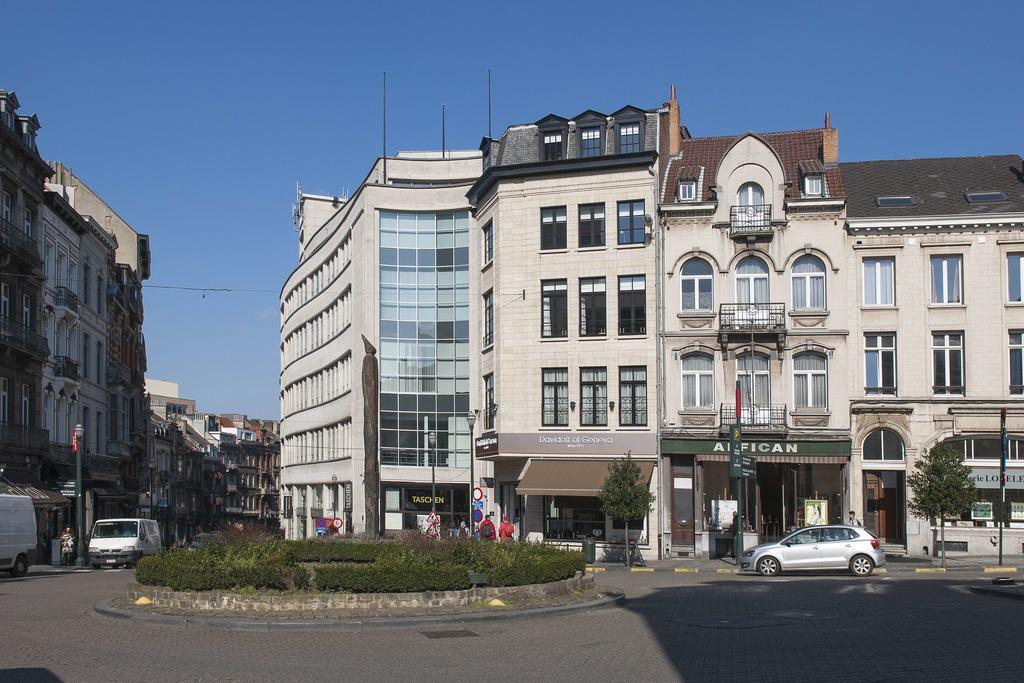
top-left (498, 516), bottom-right (515, 542)
top-left (479, 514), bottom-right (497, 541)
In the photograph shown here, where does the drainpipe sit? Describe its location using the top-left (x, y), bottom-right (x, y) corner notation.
top-left (655, 213), bottom-right (667, 558)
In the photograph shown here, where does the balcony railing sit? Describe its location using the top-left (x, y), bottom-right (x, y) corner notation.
top-left (0, 423), bottom-right (49, 451)
top-left (48, 442), bottom-right (75, 465)
top-left (106, 361), bottom-right (130, 386)
top-left (720, 404), bottom-right (787, 430)
top-left (933, 385), bottom-right (965, 396)
top-left (224, 506), bottom-right (243, 515)
top-left (719, 303), bottom-right (786, 331)
top-left (865, 386), bottom-right (898, 396)
top-left (482, 331), bottom-right (493, 347)
top-left (1012, 385), bottom-right (1024, 396)
top-left (729, 204), bottom-right (773, 238)
top-left (0, 317), bottom-right (49, 359)
top-left (87, 453), bottom-right (121, 478)
top-left (53, 356), bottom-right (80, 380)
top-left (54, 286), bottom-right (80, 312)
top-left (0, 217), bottom-right (41, 262)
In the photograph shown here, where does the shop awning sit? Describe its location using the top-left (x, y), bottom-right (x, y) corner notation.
top-left (516, 459), bottom-right (655, 497)
top-left (1, 473), bottom-right (70, 507)
top-left (696, 453), bottom-right (848, 465)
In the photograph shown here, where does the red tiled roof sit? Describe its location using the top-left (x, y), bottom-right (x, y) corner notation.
top-left (662, 129), bottom-right (845, 204)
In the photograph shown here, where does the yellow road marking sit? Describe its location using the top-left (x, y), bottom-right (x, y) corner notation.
top-left (674, 567), bottom-right (698, 573)
top-left (915, 567), bottom-right (946, 573)
top-left (585, 567), bottom-right (606, 573)
top-left (630, 567), bottom-right (655, 573)
top-left (717, 568), bottom-right (739, 574)
top-left (984, 567), bottom-right (1018, 573)
top-left (874, 568), bottom-right (887, 574)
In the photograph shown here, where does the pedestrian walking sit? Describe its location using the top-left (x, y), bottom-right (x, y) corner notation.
top-left (498, 515), bottom-right (515, 542)
top-left (847, 510), bottom-right (863, 527)
top-left (459, 520), bottom-right (470, 538)
top-left (60, 528), bottom-right (75, 567)
top-left (479, 514), bottom-right (496, 541)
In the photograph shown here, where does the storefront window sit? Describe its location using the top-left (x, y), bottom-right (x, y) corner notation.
top-left (383, 485), bottom-right (468, 535)
top-left (543, 496), bottom-right (604, 541)
top-left (701, 462), bottom-right (755, 533)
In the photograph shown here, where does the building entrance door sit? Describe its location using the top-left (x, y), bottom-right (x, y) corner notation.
top-left (670, 457), bottom-right (694, 549)
top-left (864, 470), bottom-right (905, 545)
top-left (499, 483), bottom-right (523, 539)
top-left (757, 464), bottom-right (796, 542)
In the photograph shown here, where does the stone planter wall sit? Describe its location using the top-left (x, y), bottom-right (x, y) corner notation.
top-left (127, 572), bottom-right (593, 612)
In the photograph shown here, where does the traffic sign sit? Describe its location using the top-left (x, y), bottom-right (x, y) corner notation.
top-left (472, 499), bottom-right (484, 510)
top-left (315, 517), bottom-right (328, 529)
top-left (332, 517), bottom-right (343, 529)
top-left (473, 487), bottom-right (484, 501)
top-left (728, 424), bottom-right (743, 477)
top-left (471, 509), bottom-right (483, 523)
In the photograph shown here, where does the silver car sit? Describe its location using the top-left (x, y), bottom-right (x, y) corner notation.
top-left (740, 525), bottom-right (885, 577)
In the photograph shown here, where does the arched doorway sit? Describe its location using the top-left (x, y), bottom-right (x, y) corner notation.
top-left (862, 428), bottom-right (906, 546)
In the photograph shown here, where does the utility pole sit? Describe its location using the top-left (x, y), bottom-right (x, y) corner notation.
top-left (1000, 408), bottom-right (1007, 566)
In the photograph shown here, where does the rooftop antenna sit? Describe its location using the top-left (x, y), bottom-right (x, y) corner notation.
top-left (291, 181), bottom-right (302, 231)
top-left (382, 72), bottom-right (388, 184)
top-left (441, 104), bottom-right (446, 159)
top-left (487, 69), bottom-right (492, 139)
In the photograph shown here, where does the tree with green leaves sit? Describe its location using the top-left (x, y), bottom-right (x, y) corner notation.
top-left (907, 443), bottom-right (977, 568)
top-left (598, 454), bottom-right (655, 567)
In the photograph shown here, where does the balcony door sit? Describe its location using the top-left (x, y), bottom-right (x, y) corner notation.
top-left (737, 353), bottom-right (770, 424)
top-left (735, 257), bottom-right (769, 304)
top-left (735, 182), bottom-right (766, 228)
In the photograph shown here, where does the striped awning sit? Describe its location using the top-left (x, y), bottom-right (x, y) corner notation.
top-left (1, 480), bottom-right (70, 507)
top-left (696, 453), bottom-right (848, 465)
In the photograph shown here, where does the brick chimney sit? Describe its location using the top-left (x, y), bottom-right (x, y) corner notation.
top-left (822, 112), bottom-right (838, 167)
top-left (666, 84), bottom-right (681, 156)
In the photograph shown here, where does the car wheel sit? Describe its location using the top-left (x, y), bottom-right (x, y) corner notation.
top-left (849, 554), bottom-right (874, 577)
top-left (757, 556), bottom-right (780, 576)
top-left (9, 554), bottom-right (28, 578)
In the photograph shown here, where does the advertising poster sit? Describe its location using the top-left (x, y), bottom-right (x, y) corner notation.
top-left (972, 501), bottom-right (994, 521)
top-left (1010, 502), bottom-right (1024, 522)
top-left (712, 499), bottom-right (738, 530)
top-left (804, 499), bottom-right (827, 526)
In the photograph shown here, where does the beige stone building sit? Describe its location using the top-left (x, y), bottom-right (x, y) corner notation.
top-left (842, 155), bottom-right (1024, 557)
top-left (467, 106), bottom-right (661, 559)
top-left (657, 91), bottom-right (852, 558)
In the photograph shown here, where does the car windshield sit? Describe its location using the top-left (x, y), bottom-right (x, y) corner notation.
top-left (92, 521), bottom-right (138, 538)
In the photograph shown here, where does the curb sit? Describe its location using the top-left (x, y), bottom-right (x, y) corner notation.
top-left (93, 589), bottom-right (626, 632)
top-left (968, 585), bottom-right (1024, 601)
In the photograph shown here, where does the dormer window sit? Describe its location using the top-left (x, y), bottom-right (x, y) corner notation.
top-left (677, 179), bottom-right (697, 202)
top-left (618, 123), bottom-right (641, 153)
top-left (580, 127), bottom-right (602, 157)
top-left (803, 174), bottom-right (823, 197)
top-left (542, 131), bottom-right (564, 161)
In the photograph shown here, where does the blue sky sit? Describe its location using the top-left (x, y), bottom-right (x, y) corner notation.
top-left (5, 1), bottom-right (1021, 418)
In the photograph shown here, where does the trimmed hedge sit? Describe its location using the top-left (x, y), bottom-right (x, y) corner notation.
top-left (136, 538), bottom-right (582, 593)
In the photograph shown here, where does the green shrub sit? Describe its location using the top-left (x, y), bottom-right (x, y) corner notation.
top-left (135, 549), bottom-right (309, 592)
top-left (284, 539), bottom-right (394, 564)
top-left (313, 557), bottom-right (471, 593)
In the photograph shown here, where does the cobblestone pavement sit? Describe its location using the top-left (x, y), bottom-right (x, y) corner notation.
top-left (3, 565), bottom-right (1022, 682)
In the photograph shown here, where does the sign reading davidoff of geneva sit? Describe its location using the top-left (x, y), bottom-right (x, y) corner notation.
top-left (475, 432), bottom-right (656, 457)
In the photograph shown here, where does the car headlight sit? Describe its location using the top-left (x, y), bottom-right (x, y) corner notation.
top-left (742, 550), bottom-right (755, 557)
top-left (122, 545), bottom-right (137, 552)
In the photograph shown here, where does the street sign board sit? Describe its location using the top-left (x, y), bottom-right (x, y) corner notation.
top-left (728, 424), bottom-right (743, 477)
top-left (473, 486), bottom-right (484, 501)
top-left (740, 455), bottom-right (756, 478)
top-left (315, 517), bottom-right (328, 529)
top-left (332, 517), bottom-right (343, 529)
top-left (471, 509), bottom-right (483, 523)
top-left (472, 499), bottom-right (484, 510)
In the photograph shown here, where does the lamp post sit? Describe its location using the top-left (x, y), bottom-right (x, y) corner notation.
top-left (467, 411), bottom-right (477, 536)
top-left (73, 423), bottom-right (86, 568)
top-left (427, 431), bottom-right (437, 513)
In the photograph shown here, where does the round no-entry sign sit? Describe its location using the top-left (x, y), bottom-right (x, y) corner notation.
top-left (332, 518), bottom-right (343, 529)
top-left (472, 487), bottom-right (484, 501)
top-left (471, 509), bottom-right (483, 523)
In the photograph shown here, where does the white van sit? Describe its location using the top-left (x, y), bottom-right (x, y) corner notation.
top-left (0, 494), bottom-right (37, 577)
top-left (88, 518), bottom-right (161, 568)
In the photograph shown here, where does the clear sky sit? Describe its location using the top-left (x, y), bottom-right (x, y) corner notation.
top-left (5, 1), bottom-right (1021, 418)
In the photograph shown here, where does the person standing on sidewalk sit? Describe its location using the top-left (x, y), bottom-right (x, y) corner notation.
top-left (59, 528), bottom-right (75, 567)
top-left (479, 514), bottom-right (496, 541)
top-left (498, 516), bottom-right (515, 542)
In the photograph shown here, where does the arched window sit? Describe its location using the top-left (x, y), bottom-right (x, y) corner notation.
top-left (736, 256), bottom-right (769, 303)
top-left (737, 352), bottom-right (770, 424)
top-left (792, 255), bottom-right (826, 310)
top-left (793, 352), bottom-right (827, 408)
top-left (681, 258), bottom-right (713, 311)
top-left (863, 428), bottom-right (905, 460)
top-left (681, 353), bottom-right (714, 408)
top-left (736, 182), bottom-right (764, 207)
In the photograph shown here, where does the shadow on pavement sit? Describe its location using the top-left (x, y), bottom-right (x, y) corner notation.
top-left (0, 668), bottom-right (64, 682)
top-left (619, 577), bottom-right (1023, 681)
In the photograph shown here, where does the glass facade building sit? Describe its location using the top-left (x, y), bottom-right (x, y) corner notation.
top-left (379, 210), bottom-right (471, 470)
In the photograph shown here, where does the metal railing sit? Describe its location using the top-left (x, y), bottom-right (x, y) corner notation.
top-left (0, 317), bottom-right (49, 358)
top-left (0, 217), bottom-right (41, 262)
top-left (729, 204), bottom-right (773, 237)
top-left (106, 361), bottom-right (130, 386)
top-left (87, 453), bottom-right (122, 478)
top-left (933, 385), bottom-right (965, 395)
top-left (0, 423), bottom-right (49, 450)
top-left (718, 303), bottom-right (786, 331)
top-left (720, 403), bottom-right (787, 430)
top-left (53, 355), bottom-right (79, 380)
top-left (482, 331), bottom-right (493, 347)
top-left (618, 322), bottom-right (646, 336)
top-left (1012, 384), bottom-right (1024, 396)
top-left (48, 442), bottom-right (75, 464)
top-left (865, 386), bottom-right (898, 396)
top-left (54, 286), bottom-right (80, 312)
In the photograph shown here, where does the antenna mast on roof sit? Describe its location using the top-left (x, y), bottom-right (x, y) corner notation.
top-left (442, 104), bottom-right (446, 159)
top-left (291, 181), bottom-right (302, 232)
top-left (487, 69), bottom-right (492, 139)
top-left (382, 72), bottom-right (388, 184)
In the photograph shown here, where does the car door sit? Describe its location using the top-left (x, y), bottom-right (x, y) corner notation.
top-left (817, 527), bottom-right (852, 568)
top-left (779, 528), bottom-right (821, 569)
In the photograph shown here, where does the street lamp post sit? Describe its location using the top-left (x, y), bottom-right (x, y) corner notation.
top-left (467, 411), bottom-right (477, 537)
top-left (427, 431), bottom-right (437, 513)
top-left (73, 423), bottom-right (86, 568)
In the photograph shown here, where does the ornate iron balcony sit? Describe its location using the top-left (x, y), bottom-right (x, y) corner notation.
top-left (53, 355), bottom-right (79, 380)
top-left (720, 403), bottom-right (787, 430)
top-left (0, 217), bottom-right (41, 263)
top-left (719, 303), bottom-right (786, 331)
top-left (0, 317), bottom-right (49, 359)
top-left (0, 424), bottom-right (49, 451)
top-left (729, 204), bottom-right (773, 238)
top-left (54, 286), bottom-right (79, 312)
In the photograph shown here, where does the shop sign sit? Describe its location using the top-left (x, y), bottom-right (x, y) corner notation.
top-left (972, 501), bottom-right (994, 521)
top-left (662, 439), bottom-right (851, 456)
top-left (969, 468), bottom-right (1024, 490)
top-left (479, 432), bottom-right (657, 457)
top-left (343, 482), bottom-right (353, 511)
top-left (410, 495), bottom-right (445, 505)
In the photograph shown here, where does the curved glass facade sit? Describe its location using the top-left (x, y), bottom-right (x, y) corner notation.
top-left (379, 210), bottom-right (470, 469)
